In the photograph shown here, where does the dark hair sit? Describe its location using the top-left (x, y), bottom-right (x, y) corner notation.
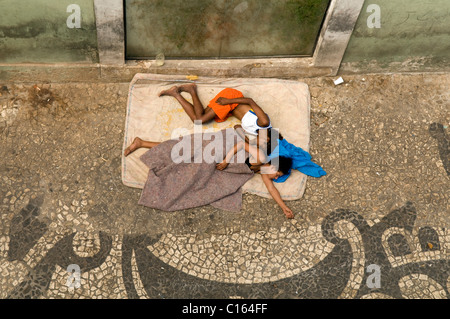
top-left (268, 128), bottom-right (284, 141)
top-left (257, 128), bottom-right (284, 156)
top-left (270, 156), bottom-right (292, 175)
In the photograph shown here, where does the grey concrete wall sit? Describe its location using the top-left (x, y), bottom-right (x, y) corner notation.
top-left (340, 0), bottom-right (450, 73)
top-left (94, 0), bottom-right (125, 65)
top-left (1, 0), bottom-right (448, 77)
top-left (0, 0), bottom-right (98, 64)
top-left (313, 0), bottom-right (365, 73)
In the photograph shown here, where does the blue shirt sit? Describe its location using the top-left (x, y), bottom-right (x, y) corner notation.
top-left (268, 139), bottom-right (327, 183)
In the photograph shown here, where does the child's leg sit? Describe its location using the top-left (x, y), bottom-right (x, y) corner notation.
top-left (178, 83), bottom-right (205, 118)
top-left (124, 137), bottom-right (160, 157)
top-left (159, 84), bottom-right (215, 123)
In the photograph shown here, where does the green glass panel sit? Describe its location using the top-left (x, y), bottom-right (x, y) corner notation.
top-left (125, 0), bottom-right (330, 58)
top-left (342, 0), bottom-right (450, 70)
top-left (0, 0), bottom-right (98, 63)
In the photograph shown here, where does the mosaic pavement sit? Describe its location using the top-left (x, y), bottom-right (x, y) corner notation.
top-left (0, 73), bottom-right (449, 299)
top-left (1, 199), bottom-right (449, 299)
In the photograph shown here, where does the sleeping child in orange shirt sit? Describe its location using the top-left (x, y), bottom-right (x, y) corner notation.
top-left (158, 83), bottom-right (272, 142)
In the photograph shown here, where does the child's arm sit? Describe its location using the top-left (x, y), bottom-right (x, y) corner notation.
top-left (234, 124), bottom-right (251, 144)
top-left (216, 141), bottom-right (266, 170)
top-left (216, 97), bottom-right (270, 127)
top-left (261, 174), bottom-right (294, 219)
top-left (216, 141), bottom-right (243, 170)
top-left (216, 142), bottom-right (245, 171)
top-left (243, 142), bottom-right (266, 164)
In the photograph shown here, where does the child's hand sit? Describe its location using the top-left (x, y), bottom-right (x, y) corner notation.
top-left (282, 207), bottom-right (294, 219)
top-left (216, 161), bottom-right (229, 170)
top-left (215, 97), bottom-right (230, 105)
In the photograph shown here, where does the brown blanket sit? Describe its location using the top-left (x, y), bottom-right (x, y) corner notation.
top-left (138, 129), bottom-right (254, 212)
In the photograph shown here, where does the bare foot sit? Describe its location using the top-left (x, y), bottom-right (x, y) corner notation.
top-left (158, 86), bottom-right (179, 97)
top-left (178, 83), bottom-right (197, 94)
top-left (124, 137), bottom-right (143, 157)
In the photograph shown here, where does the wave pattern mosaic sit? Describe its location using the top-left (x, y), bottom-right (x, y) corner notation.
top-left (2, 198), bottom-right (449, 299)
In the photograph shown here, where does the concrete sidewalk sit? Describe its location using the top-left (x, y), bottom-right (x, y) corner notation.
top-left (0, 72), bottom-right (448, 299)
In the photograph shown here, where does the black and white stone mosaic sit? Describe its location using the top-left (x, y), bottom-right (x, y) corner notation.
top-left (1, 74), bottom-right (448, 299)
top-left (2, 198), bottom-right (448, 299)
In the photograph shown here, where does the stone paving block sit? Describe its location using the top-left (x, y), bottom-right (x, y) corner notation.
top-left (0, 73), bottom-right (448, 299)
